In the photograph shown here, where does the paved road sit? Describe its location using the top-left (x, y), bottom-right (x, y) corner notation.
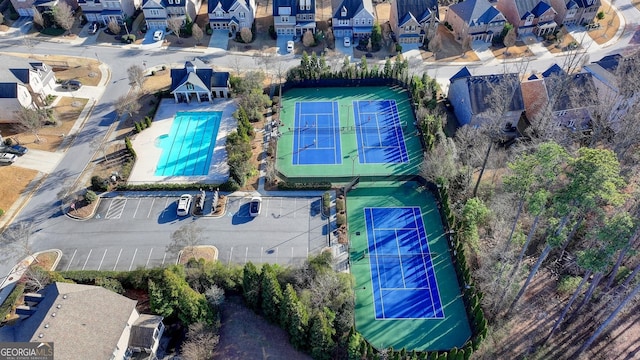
top-left (49, 195), bottom-right (327, 272)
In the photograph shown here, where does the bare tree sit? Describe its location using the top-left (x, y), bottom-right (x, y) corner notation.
top-left (240, 27), bottom-right (252, 43)
top-left (167, 16), bottom-right (183, 39)
top-left (14, 106), bottom-right (48, 143)
top-left (503, 27), bottom-right (516, 56)
top-left (204, 285), bottom-right (225, 309)
top-left (428, 32), bottom-right (443, 53)
top-left (461, 35), bottom-right (472, 57)
top-left (0, 12), bottom-right (5, 25)
top-left (114, 94), bottom-right (141, 120)
top-left (302, 30), bottom-right (314, 47)
top-left (108, 18), bottom-right (121, 35)
top-left (23, 266), bottom-right (52, 292)
top-left (420, 135), bottom-right (459, 185)
top-left (166, 223), bottom-right (205, 262)
top-left (53, 2), bottom-right (75, 34)
top-left (89, 136), bottom-right (108, 163)
top-left (229, 46), bottom-right (242, 76)
top-left (181, 322), bottom-right (219, 360)
top-left (0, 221), bottom-right (37, 264)
top-left (32, 7), bottom-right (44, 29)
top-left (127, 64), bottom-right (146, 90)
top-left (192, 23), bottom-right (204, 45)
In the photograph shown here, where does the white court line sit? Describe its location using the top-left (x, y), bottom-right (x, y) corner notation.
top-left (65, 249), bottom-right (77, 271)
top-left (394, 229), bottom-right (407, 288)
top-left (147, 198), bottom-right (155, 218)
top-left (228, 247), bottom-right (234, 265)
top-left (129, 248), bottom-right (138, 271)
top-left (145, 248), bottom-right (153, 269)
top-left (82, 249), bottom-right (93, 270)
top-left (133, 199), bottom-right (141, 218)
top-left (113, 249), bottom-right (123, 271)
top-left (97, 249), bottom-right (108, 271)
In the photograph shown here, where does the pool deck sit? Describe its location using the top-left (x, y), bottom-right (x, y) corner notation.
top-left (128, 98), bottom-right (237, 184)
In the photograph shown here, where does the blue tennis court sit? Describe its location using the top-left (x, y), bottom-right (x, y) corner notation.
top-left (354, 100), bottom-right (408, 164)
top-left (292, 101), bottom-right (342, 165)
top-left (364, 207), bottom-right (444, 320)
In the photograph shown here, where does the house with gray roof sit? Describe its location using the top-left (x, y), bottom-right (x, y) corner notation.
top-left (389, 0), bottom-right (438, 44)
top-left (496, 0), bottom-right (557, 36)
top-left (208, 0), bottom-right (257, 35)
top-left (445, 0), bottom-right (507, 43)
top-left (331, 0), bottom-right (374, 40)
top-left (80, 0), bottom-right (140, 25)
top-left (0, 282), bottom-right (164, 360)
top-left (550, 0), bottom-right (600, 26)
top-left (0, 57), bottom-right (57, 123)
top-left (142, 0), bottom-right (202, 30)
top-left (447, 66), bottom-right (525, 127)
top-left (170, 59), bottom-right (230, 102)
top-left (273, 0), bottom-right (316, 37)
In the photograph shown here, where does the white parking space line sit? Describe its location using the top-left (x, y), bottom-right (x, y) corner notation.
top-left (97, 249), bottom-right (108, 270)
top-left (113, 249), bottom-right (123, 271)
top-left (291, 247), bottom-right (294, 260)
top-left (158, 198), bottom-right (171, 218)
top-left (129, 248), bottom-right (138, 271)
top-left (133, 199), bottom-right (142, 218)
top-left (66, 249), bottom-right (77, 271)
top-left (244, 247), bottom-right (248, 264)
top-left (228, 247), bottom-right (234, 265)
top-left (260, 247), bottom-right (263, 262)
top-left (275, 247), bottom-right (278, 262)
top-left (147, 198), bottom-right (155, 218)
top-left (293, 199), bottom-right (296, 218)
top-left (82, 249), bottom-right (93, 270)
top-left (162, 252), bottom-right (167, 265)
top-left (145, 248), bottom-right (153, 269)
top-left (105, 198), bottom-right (127, 219)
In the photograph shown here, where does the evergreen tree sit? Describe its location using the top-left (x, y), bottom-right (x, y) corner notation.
top-left (242, 262), bottom-right (261, 311)
top-left (371, 22), bottom-right (382, 50)
top-left (261, 264), bottom-right (283, 323)
top-left (310, 308), bottom-right (336, 360)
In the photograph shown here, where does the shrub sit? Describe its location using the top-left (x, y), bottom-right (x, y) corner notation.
top-left (240, 27), bottom-right (252, 43)
top-left (151, 71), bottom-right (156, 76)
top-left (557, 276), bottom-right (582, 297)
top-left (0, 208), bottom-right (4, 217)
top-left (144, 116), bottom-right (152, 128)
top-left (3, 138), bottom-right (13, 146)
top-left (134, 122), bottom-right (142, 133)
top-left (91, 176), bottom-right (108, 192)
top-left (84, 190), bottom-right (98, 203)
top-left (0, 284), bottom-right (25, 322)
top-left (336, 213), bottom-right (346, 227)
top-left (336, 198), bottom-right (345, 212)
top-left (125, 136), bottom-right (137, 159)
top-left (322, 191), bottom-right (331, 215)
top-left (395, 43), bottom-right (402, 52)
top-left (207, 28), bottom-right (212, 35)
top-left (161, 65), bottom-right (166, 70)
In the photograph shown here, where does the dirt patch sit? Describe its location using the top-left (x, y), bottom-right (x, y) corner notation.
top-left (123, 288), bottom-right (152, 314)
top-left (492, 42), bottom-right (532, 60)
top-left (546, 29), bottom-right (579, 54)
top-left (376, 3), bottom-right (391, 23)
top-left (34, 251), bottom-right (59, 271)
top-left (67, 198), bottom-right (99, 219)
top-left (0, 166), bottom-right (38, 217)
top-left (587, 3), bottom-right (620, 45)
top-left (178, 246), bottom-right (218, 264)
top-left (214, 296), bottom-right (312, 360)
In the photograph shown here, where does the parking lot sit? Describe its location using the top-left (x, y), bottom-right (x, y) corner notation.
top-left (55, 195), bottom-right (328, 272)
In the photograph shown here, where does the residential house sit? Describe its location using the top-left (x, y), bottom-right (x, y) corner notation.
top-left (445, 0), bottom-right (507, 43)
top-left (0, 57), bottom-right (58, 123)
top-left (389, 0), bottom-right (438, 44)
top-left (447, 66), bottom-right (525, 127)
top-left (208, 0), bottom-right (257, 35)
top-left (0, 282), bottom-right (164, 360)
top-left (330, 0), bottom-right (374, 40)
top-left (143, 0), bottom-right (202, 30)
top-left (81, 0), bottom-right (140, 25)
top-left (521, 64), bottom-right (595, 131)
top-left (11, 0), bottom-right (78, 17)
top-left (550, 0), bottom-right (600, 26)
top-left (273, 0), bottom-right (316, 37)
top-left (170, 59), bottom-right (231, 102)
top-left (496, 0), bottom-right (557, 36)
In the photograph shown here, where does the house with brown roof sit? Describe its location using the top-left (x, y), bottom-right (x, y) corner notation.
top-left (549, 0), bottom-right (600, 26)
top-left (0, 283), bottom-right (164, 360)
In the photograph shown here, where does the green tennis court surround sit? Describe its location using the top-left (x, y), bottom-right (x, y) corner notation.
top-left (348, 183), bottom-right (471, 351)
top-left (276, 87), bottom-right (423, 181)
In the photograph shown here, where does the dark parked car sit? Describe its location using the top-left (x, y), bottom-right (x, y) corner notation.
top-left (61, 80), bottom-right (82, 90)
top-left (4, 145), bottom-right (28, 156)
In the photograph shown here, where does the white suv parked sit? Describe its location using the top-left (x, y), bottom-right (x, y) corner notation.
top-left (177, 194), bottom-right (193, 216)
top-left (0, 153), bottom-right (17, 164)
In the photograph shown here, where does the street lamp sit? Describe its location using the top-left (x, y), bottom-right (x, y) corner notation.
top-left (351, 153), bottom-right (359, 176)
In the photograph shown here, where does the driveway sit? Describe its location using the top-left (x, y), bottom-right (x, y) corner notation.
top-left (54, 195), bottom-right (328, 271)
top-left (208, 30), bottom-right (230, 51)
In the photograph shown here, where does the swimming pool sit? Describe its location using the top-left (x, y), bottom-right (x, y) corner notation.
top-left (154, 111), bottom-right (222, 176)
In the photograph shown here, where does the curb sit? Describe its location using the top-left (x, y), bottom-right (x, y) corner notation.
top-left (65, 197), bottom-right (101, 221)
